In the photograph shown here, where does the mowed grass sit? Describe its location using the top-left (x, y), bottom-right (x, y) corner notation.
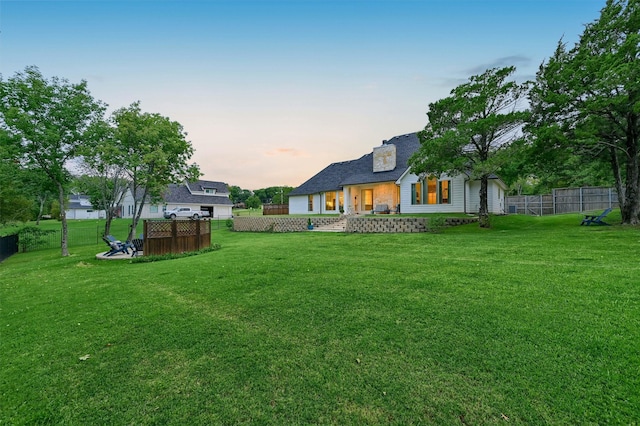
top-left (1, 213), bottom-right (639, 424)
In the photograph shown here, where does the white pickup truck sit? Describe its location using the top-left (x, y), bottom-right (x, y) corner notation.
top-left (163, 207), bottom-right (210, 220)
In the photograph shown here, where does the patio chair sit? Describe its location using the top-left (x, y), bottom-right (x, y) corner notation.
top-left (580, 208), bottom-right (612, 226)
top-left (131, 234), bottom-right (144, 257)
top-left (102, 236), bottom-right (130, 256)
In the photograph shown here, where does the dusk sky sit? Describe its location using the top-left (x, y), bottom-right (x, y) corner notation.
top-left (1, 0), bottom-right (605, 190)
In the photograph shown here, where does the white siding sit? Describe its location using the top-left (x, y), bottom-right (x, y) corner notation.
top-left (466, 179), bottom-right (506, 214)
top-left (398, 173), bottom-right (466, 214)
top-left (467, 181), bottom-right (481, 213)
top-left (289, 195), bottom-right (312, 215)
top-left (65, 208), bottom-right (105, 220)
top-left (489, 180), bottom-right (506, 214)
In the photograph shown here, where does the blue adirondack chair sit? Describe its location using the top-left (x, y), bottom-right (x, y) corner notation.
top-left (103, 235), bottom-right (134, 256)
top-left (581, 208), bottom-right (612, 226)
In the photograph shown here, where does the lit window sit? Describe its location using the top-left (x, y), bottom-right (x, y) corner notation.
top-left (412, 178), bottom-right (451, 204)
top-left (325, 191), bottom-right (336, 211)
top-left (411, 182), bottom-right (422, 205)
top-left (439, 181), bottom-right (450, 204)
top-left (427, 178), bottom-right (437, 204)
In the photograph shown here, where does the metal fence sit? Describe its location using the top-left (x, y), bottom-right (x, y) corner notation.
top-left (0, 234), bottom-right (18, 262)
top-left (505, 186), bottom-right (619, 216)
top-left (8, 227), bottom-right (102, 253)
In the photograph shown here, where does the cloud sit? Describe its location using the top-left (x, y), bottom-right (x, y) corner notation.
top-left (265, 147), bottom-right (308, 158)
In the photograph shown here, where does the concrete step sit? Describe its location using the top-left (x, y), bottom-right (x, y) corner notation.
top-left (310, 218), bottom-right (347, 232)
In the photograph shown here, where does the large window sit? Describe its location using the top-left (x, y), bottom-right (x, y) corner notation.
top-left (308, 195), bottom-right (313, 212)
top-left (412, 178), bottom-right (451, 205)
top-left (325, 191), bottom-right (336, 211)
top-left (150, 205), bottom-right (159, 213)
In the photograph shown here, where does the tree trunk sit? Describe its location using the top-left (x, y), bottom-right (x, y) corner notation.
top-left (103, 209), bottom-right (113, 237)
top-left (128, 186), bottom-right (148, 241)
top-left (58, 183), bottom-right (69, 256)
top-left (620, 118), bottom-right (640, 225)
top-left (478, 175), bottom-right (491, 228)
top-left (36, 196), bottom-right (46, 226)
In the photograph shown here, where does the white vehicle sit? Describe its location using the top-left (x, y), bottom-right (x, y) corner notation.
top-left (163, 207), bottom-right (210, 220)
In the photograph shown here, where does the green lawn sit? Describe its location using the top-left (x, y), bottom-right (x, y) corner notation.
top-left (1, 213), bottom-right (639, 424)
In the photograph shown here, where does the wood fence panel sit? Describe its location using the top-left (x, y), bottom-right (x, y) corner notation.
top-left (263, 204), bottom-right (289, 215)
top-left (143, 219), bottom-right (211, 256)
top-left (506, 186), bottom-right (619, 216)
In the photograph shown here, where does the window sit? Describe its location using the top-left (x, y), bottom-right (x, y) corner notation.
top-left (412, 178), bottom-right (451, 205)
top-left (427, 178), bottom-right (437, 204)
top-left (439, 181), bottom-right (450, 204)
top-left (339, 192), bottom-right (344, 212)
top-left (150, 205), bottom-right (159, 213)
top-left (204, 188), bottom-right (216, 194)
top-left (308, 195), bottom-right (313, 212)
top-left (411, 182), bottom-right (422, 204)
top-left (325, 191), bottom-right (336, 211)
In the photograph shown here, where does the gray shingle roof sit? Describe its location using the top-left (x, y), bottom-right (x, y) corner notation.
top-left (289, 133), bottom-right (421, 196)
top-left (164, 180), bottom-right (233, 206)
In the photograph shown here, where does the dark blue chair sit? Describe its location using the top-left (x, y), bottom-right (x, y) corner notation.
top-left (102, 236), bottom-right (131, 256)
top-left (581, 208), bottom-right (612, 226)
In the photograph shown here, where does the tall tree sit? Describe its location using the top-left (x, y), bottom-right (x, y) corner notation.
top-left (528, 0), bottom-right (640, 224)
top-left (111, 102), bottom-right (200, 241)
top-left (78, 120), bottom-right (130, 237)
top-left (0, 66), bottom-right (105, 255)
top-left (409, 66), bottom-right (529, 228)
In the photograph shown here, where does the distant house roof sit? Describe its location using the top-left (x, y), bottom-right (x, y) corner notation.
top-left (289, 133), bottom-right (421, 196)
top-left (68, 194), bottom-right (94, 210)
top-left (164, 180), bottom-right (233, 206)
top-left (185, 180), bottom-right (229, 193)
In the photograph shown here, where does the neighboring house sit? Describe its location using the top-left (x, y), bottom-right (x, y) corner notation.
top-left (120, 180), bottom-right (234, 219)
top-left (288, 132), bottom-right (507, 215)
top-left (65, 194), bottom-right (106, 220)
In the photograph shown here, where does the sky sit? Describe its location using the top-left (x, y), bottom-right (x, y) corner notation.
top-left (0, 0), bottom-right (605, 190)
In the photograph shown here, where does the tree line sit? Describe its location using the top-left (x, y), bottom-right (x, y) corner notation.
top-left (0, 68), bottom-right (200, 255)
top-left (1, 0), bottom-right (638, 247)
top-left (409, 0), bottom-right (639, 227)
top-left (228, 186), bottom-right (294, 209)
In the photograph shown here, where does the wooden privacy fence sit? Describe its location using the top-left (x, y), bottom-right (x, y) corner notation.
top-left (263, 204), bottom-right (289, 215)
top-left (143, 219), bottom-right (211, 256)
top-left (505, 186), bottom-right (619, 215)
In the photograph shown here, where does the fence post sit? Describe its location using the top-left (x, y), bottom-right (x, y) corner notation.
top-left (580, 187), bottom-right (583, 212)
top-left (195, 220), bottom-right (201, 251)
top-left (171, 220), bottom-right (178, 253)
top-left (539, 195), bottom-right (543, 215)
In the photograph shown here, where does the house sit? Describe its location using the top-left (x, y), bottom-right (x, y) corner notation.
top-left (120, 180), bottom-right (234, 219)
top-left (288, 132), bottom-right (506, 215)
top-left (65, 194), bottom-right (106, 220)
